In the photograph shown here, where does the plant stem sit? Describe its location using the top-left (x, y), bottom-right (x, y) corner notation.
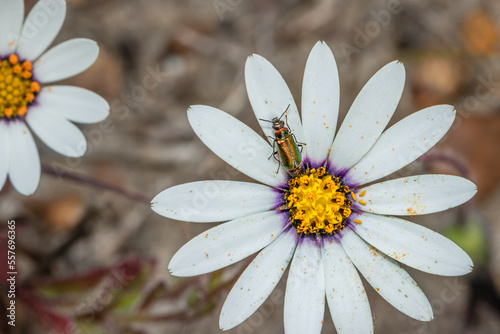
top-left (418, 153), bottom-right (470, 178)
top-left (41, 164), bottom-right (150, 204)
top-left (41, 164), bottom-right (194, 240)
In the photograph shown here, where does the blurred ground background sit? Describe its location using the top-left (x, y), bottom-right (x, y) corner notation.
top-left (1, 0), bottom-right (500, 333)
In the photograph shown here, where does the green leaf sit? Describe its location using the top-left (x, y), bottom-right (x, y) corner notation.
top-left (208, 270), bottom-right (223, 291)
top-left (108, 259), bottom-right (156, 314)
top-left (443, 212), bottom-right (488, 266)
top-left (74, 320), bottom-right (109, 334)
top-left (187, 289), bottom-right (200, 308)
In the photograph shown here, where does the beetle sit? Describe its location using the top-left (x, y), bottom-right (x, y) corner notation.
top-left (260, 105), bottom-right (305, 176)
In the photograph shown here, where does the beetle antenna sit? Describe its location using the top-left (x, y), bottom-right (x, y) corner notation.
top-left (259, 118), bottom-right (273, 123)
top-left (279, 104), bottom-right (291, 120)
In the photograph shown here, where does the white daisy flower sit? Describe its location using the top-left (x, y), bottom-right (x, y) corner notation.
top-left (0, 0), bottom-right (109, 195)
top-left (152, 41), bottom-right (476, 333)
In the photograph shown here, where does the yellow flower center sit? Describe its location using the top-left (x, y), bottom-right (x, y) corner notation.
top-left (286, 167), bottom-right (352, 235)
top-left (0, 54), bottom-right (40, 119)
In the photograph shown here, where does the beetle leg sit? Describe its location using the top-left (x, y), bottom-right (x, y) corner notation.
top-left (273, 140), bottom-right (281, 162)
top-left (268, 140), bottom-right (280, 162)
top-left (272, 151), bottom-right (280, 161)
top-left (268, 150), bottom-right (280, 161)
top-left (292, 133), bottom-right (306, 150)
top-left (273, 138), bottom-right (281, 174)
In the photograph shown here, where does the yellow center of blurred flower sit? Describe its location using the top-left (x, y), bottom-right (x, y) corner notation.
top-left (286, 167), bottom-right (352, 235)
top-left (0, 54), bottom-right (40, 119)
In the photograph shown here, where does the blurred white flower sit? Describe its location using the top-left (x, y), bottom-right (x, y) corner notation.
top-left (152, 41), bottom-right (476, 334)
top-left (0, 0), bottom-right (109, 195)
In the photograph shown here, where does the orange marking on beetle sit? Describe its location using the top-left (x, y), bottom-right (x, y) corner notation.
top-left (275, 127), bottom-right (287, 135)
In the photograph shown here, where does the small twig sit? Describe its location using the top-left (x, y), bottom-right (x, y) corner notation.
top-left (118, 264), bottom-right (248, 325)
top-left (41, 165), bottom-right (193, 241)
top-left (418, 153), bottom-right (470, 178)
top-left (419, 153), bottom-right (473, 226)
top-left (41, 164), bottom-right (151, 204)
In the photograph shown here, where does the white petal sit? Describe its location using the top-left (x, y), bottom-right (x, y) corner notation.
top-left (329, 61), bottom-right (405, 172)
top-left (8, 121), bottom-right (40, 196)
top-left (245, 54), bottom-right (305, 145)
top-left (323, 238), bottom-right (373, 334)
top-left (26, 105), bottom-right (87, 158)
top-left (220, 230), bottom-right (297, 330)
top-left (284, 238), bottom-right (325, 334)
top-left (346, 105), bottom-right (456, 185)
top-left (35, 39), bottom-right (99, 83)
top-left (0, 121), bottom-right (10, 190)
top-left (17, 0), bottom-right (67, 60)
top-left (352, 212), bottom-right (473, 276)
top-left (0, 0), bottom-right (24, 55)
top-left (36, 86), bottom-right (109, 124)
top-left (302, 41), bottom-right (339, 166)
top-left (341, 230), bottom-right (433, 321)
top-left (169, 211), bottom-right (287, 277)
top-left (356, 175), bottom-right (477, 216)
top-left (187, 105), bottom-right (287, 187)
top-left (152, 181), bottom-right (279, 223)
